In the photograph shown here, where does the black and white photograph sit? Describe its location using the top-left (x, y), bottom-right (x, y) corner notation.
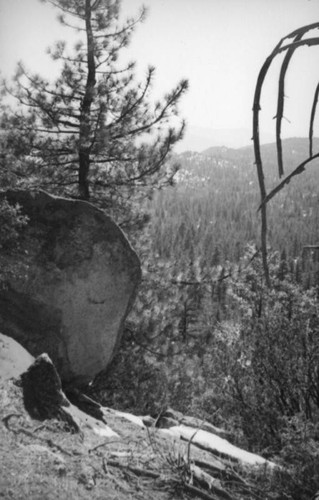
top-left (0, 1), bottom-right (319, 498)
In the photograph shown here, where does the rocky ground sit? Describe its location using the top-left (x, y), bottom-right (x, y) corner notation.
top-left (0, 373), bottom-right (282, 500)
top-left (1, 378), bottom-right (181, 500)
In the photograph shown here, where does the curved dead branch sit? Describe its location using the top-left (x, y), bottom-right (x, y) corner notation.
top-left (276, 32), bottom-right (303, 178)
top-left (252, 23), bottom-right (319, 285)
top-left (258, 153), bottom-right (319, 210)
top-left (309, 83), bottom-right (319, 158)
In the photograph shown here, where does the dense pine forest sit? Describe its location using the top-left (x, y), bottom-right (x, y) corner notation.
top-left (1, 0), bottom-right (319, 496)
top-left (149, 137), bottom-right (319, 267)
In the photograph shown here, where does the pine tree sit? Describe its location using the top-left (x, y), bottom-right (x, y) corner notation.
top-left (277, 248), bottom-right (288, 280)
top-left (2, 0), bottom-right (188, 222)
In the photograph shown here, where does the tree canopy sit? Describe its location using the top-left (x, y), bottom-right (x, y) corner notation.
top-left (1, 0), bottom-right (188, 222)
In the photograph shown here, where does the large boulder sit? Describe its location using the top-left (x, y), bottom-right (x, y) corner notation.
top-left (0, 332), bottom-right (34, 380)
top-left (0, 190), bottom-right (141, 385)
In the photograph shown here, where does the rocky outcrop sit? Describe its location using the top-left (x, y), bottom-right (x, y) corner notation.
top-left (20, 353), bottom-right (117, 437)
top-left (0, 332), bottom-right (34, 380)
top-left (21, 353), bottom-right (74, 424)
top-left (0, 190), bottom-right (141, 385)
top-left (0, 345), bottom-right (280, 500)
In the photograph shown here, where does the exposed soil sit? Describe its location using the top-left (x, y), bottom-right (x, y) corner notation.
top-left (0, 378), bottom-right (201, 500)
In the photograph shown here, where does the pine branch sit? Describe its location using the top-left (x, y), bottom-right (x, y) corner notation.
top-left (94, 132), bottom-right (174, 186)
top-left (94, 38), bottom-right (128, 68)
top-left (111, 80), bottom-right (188, 140)
top-left (95, 61), bottom-right (135, 74)
top-left (41, 0), bottom-right (84, 19)
top-left (93, 8), bottom-right (147, 40)
top-left (111, 67), bottom-right (155, 127)
top-left (89, 156), bottom-right (135, 163)
top-left (28, 128), bottom-right (78, 134)
top-left (10, 80), bottom-right (81, 130)
top-left (16, 72), bottom-right (83, 101)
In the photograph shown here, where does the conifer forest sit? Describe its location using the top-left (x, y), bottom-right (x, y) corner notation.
top-left (1, 1), bottom-right (319, 497)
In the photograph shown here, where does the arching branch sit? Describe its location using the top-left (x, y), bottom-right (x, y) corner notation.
top-left (252, 24), bottom-right (319, 286)
top-left (276, 32), bottom-right (303, 178)
top-left (309, 83), bottom-right (319, 158)
top-left (258, 153), bottom-right (319, 210)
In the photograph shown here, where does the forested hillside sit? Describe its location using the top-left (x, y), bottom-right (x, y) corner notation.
top-left (148, 138), bottom-right (319, 266)
top-left (2, 1), bottom-right (319, 496)
top-left (101, 137), bottom-right (319, 415)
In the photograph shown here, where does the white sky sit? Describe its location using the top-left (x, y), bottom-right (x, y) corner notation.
top-left (0, 0), bottom-right (319, 151)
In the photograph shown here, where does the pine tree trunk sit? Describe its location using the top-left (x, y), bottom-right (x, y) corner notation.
top-left (78, 0), bottom-right (96, 199)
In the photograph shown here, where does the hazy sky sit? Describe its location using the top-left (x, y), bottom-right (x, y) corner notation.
top-left (0, 0), bottom-right (318, 151)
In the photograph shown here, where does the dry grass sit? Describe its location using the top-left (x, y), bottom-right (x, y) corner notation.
top-left (0, 379), bottom-right (192, 500)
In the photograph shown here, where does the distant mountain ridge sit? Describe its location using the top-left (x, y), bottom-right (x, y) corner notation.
top-left (175, 126), bottom-right (274, 152)
top-left (177, 137), bottom-right (319, 177)
top-left (180, 136), bottom-right (319, 157)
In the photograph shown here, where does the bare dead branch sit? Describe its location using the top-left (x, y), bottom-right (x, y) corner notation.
top-left (258, 152), bottom-right (319, 210)
top-left (282, 22), bottom-right (319, 40)
top-left (252, 24), bottom-right (319, 286)
top-left (276, 32), bottom-right (303, 178)
top-left (309, 83), bottom-right (319, 157)
top-left (107, 460), bottom-right (160, 479)
top-left (183, 483), bottom-right (224, 500)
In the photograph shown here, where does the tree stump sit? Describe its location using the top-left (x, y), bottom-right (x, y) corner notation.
top-left (20, 353), bottom-right (79, 432)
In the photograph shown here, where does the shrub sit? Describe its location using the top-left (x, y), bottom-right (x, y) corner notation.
top-left (0, 198), bottom-right (29, 288)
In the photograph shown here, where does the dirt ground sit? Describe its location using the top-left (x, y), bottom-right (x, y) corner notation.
top-left (0, 378), bottom-right (204, 500)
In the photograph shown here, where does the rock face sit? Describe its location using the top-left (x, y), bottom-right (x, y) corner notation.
top-left (0, 332), bottom-right (34, 380)
top-left (20, 353), bottom-right (119, 437)
top-left (0, 190), bottom-right (141, 385)
top-left (21, 353), bottom-right (72, 422)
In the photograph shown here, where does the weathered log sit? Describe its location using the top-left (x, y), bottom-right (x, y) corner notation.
top-left (107, 460), bottom-right (160, 479)
top-left (193, 458), bottom-right (249, 487)
top-left (183, 483), bottom-right (221, 500)
top-left (161, 425), bottom-right (278, 469)
top-left (193, 457), bottom-right (226, 476)
top-left (160, 408), bottom-right (231, 438)
top-left (190, 464), bottom-right (234, 500)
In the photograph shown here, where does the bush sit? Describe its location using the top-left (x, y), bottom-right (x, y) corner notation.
top-left (90, 331), bottom-right (170, 415)
top-left (224, 254), bottom-right (319, 452)
top-left (0, 198), bottom-right (29, 288)
top-left (0, 198), bottom-right (28, 249)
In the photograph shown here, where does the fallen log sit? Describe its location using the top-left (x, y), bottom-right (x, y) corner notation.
top-left (193, 458), bottom-right (248, 487)
top-left (193, 457), bottom-right (226, 476)
top-left (184, 483), bottom-right (223, 500)
top-left (161, 424), bottom-right (278, 469)
top-left (101, 406), bottom-right (146, 428)
top-left (107, 460), bottom-right (160, 479)
top-left (190, 464), bottom-right (234, 500)
top-left (159, 408), bottom-right (230, 439)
